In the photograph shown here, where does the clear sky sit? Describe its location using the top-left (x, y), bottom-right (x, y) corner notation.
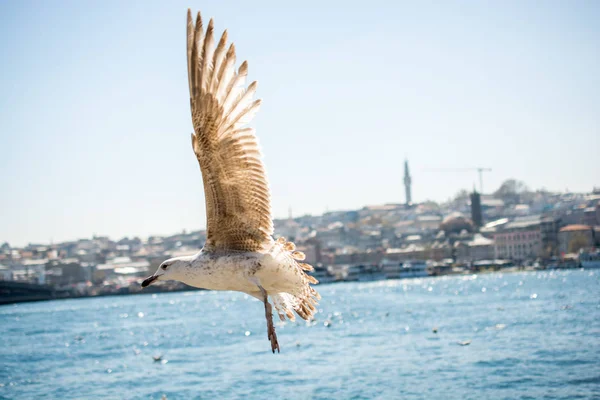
top-left (1, 0), bottom-right (598, 246)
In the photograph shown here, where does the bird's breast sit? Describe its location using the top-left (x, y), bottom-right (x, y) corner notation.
top-left (181, 252), bottom-right (263, 292)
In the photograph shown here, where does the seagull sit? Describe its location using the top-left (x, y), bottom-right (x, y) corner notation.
top-left (141, 9), bottom-right (320, 353)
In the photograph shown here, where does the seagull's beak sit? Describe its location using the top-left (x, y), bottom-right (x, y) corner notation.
top-left (141, 274), bottom-right (159, 288)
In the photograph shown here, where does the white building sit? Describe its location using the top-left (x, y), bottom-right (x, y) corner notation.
top-left (0, 264), bottom-right (12, 281)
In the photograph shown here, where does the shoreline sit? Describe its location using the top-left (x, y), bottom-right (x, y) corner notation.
top-left (1, 264), bottom-right (591, 306)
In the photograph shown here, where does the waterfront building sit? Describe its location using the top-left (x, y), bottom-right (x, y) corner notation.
top-left (493, 217), bottom-right (542, 260)
top-left (558, 224), bottom-right (594, 254)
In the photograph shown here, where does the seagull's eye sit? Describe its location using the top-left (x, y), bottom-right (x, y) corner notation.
top-left (161, 264), bottom-right (168, 270)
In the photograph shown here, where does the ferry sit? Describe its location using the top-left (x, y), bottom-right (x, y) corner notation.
top-left (546, 255), bottom-right (580, 269)
top-left (344, 264), bottom-right (361, 282)
top-left (381, 259), bottom-right (429, 280)
top-left (345, 264), bottom-right (386, 282)
top-left (579, 250), bottom-right (600, 269)
top-left (310, 264), bottom-right (336, 284)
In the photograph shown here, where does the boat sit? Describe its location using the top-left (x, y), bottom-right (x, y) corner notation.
top-left (357, 264), bottom-right (386, 282)
top-left (579, 250), bottom-right (600, 269)
top-left (401, 260), bottom-right (429, 278)
top-left (381, 259), bottom-right (428, 279)
top-left (344, 264), bottom-right (362, 281)
top-left (310, 264), bottom-right (336, 284)
top-left (547, 254), bottom-right (580, 269)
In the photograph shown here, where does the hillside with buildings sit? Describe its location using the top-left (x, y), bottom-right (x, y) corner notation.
top-left (1, 167), bottom-right (599, 303)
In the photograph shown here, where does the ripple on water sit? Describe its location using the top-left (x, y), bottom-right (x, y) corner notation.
top-left (0, 270), bottom-right (599, 399)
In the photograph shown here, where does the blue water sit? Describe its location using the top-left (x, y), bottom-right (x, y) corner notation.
top-left (1, 270), bottom-right (599, 400)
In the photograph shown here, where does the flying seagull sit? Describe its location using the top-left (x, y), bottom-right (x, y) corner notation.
top-left (141, 9), bottom-right (320, 353)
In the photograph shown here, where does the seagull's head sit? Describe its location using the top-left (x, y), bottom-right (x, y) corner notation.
top-left (141, 256), bottom-right (191, 288)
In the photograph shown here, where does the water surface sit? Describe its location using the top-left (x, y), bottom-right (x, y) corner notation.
top-left (1, 270), bottom-right (599, 399)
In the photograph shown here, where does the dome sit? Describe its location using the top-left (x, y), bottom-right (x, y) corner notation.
top-left (440, 213), bottom-right (474, 234)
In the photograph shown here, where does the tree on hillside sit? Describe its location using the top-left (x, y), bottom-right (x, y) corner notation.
top-left (449, 189), bottom-right (470, 208)
top-left (420, 200), bottom-right (441, 211)
top-left (568, 232), bottom-right (590, 253)
top-left (493, 179), bottom-right (530, 205)
top-left (454, 189), bottom-right (469, 202)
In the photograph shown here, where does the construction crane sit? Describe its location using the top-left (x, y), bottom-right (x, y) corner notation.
top-left (423, 167), bottom-right (492, 194)
top-left (457, 167), bottom-right (492, 194)
top-left (474, 167), bottom-right (492, 194)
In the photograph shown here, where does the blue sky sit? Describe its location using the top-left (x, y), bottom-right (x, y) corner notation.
top-left (1, 0), bottom-right (598, 246)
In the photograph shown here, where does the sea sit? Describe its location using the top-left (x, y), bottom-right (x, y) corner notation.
top-left (1, 270), bottom-right (599, 400)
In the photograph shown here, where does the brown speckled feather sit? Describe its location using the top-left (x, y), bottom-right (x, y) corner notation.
top-left (186, 10), bottom-right (273, 252)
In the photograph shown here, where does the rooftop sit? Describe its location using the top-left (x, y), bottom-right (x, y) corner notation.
top-left (501, 215), bottom-right (542, 231)
top-left (386, 244), bottom-right (425, 253)
top-left (468, 234), bottom-right (494, 247)
top-left (559, 224), bottom-right (592, 232)
top-left (416, 215), bottom-right (442, 222)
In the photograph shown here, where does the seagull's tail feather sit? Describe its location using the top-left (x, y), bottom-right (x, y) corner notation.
top-left (271, 237), bottom-right (321, 321)
top-left (271, 291), bottom-right (319, 322)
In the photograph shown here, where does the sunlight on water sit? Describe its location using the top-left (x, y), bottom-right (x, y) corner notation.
top-left (1, 270), bottom-right (599, 399)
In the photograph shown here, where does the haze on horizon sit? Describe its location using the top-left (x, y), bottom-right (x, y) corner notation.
top-left (1, 1), bottom-right (598, 247)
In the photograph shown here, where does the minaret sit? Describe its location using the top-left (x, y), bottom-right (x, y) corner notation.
top-left (403, 159), bottom-right (412, 205)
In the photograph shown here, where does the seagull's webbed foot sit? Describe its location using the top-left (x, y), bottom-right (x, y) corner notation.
top-left (257, 284), bottom-right (280, 353)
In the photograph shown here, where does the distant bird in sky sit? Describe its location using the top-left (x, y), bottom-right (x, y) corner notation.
top-left (142, 9), bottom-right (320, 353)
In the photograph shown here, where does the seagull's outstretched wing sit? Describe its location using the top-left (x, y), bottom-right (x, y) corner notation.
top-left (187, 10), bottom-right (273, 252)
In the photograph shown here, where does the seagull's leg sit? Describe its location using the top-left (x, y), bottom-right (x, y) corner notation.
top-left (256, 284), bottom-right (280, 353)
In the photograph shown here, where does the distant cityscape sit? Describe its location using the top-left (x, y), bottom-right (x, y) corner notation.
top-left (1, 161), bottom-right (599, 304)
